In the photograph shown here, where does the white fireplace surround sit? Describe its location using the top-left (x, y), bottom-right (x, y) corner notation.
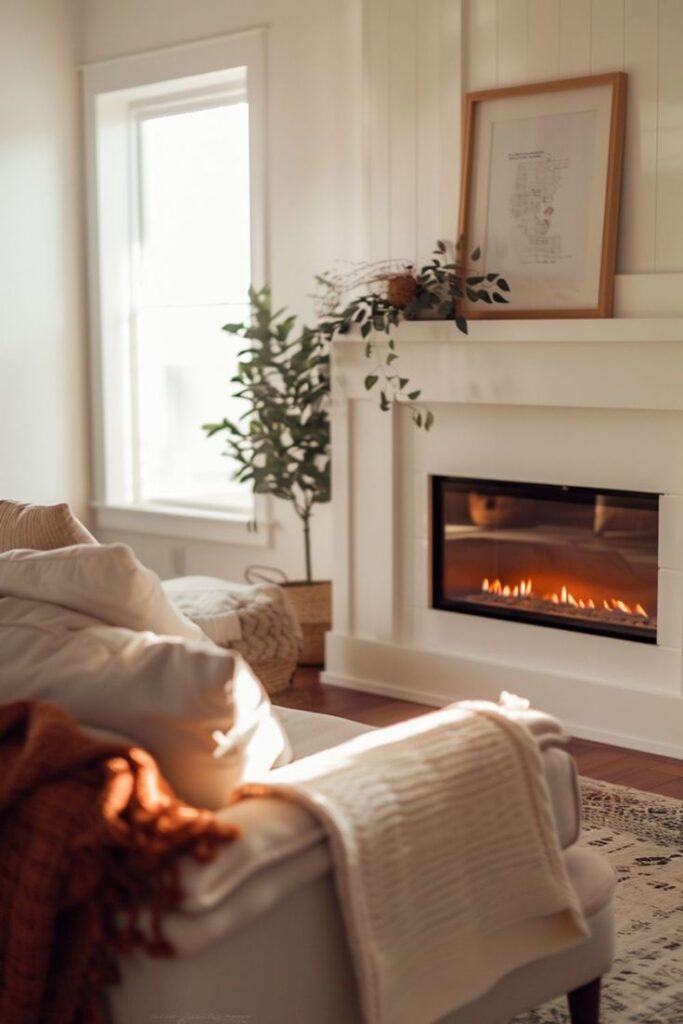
top-left (323, 310), bottom-right (683, 758)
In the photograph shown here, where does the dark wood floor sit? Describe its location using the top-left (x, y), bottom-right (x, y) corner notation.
top-left (291, 668), bottom-right (683, 800)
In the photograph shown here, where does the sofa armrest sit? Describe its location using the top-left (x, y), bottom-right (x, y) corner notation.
top-left (502, 707), bottom-right (582, 849)
top-left (177, 704), bottom-right (581, 936)
top-left (178, 793), bottom-right (325, 915)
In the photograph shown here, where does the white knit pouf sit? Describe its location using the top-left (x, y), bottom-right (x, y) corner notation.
top-left (162, 576), bottom-right (301, 695)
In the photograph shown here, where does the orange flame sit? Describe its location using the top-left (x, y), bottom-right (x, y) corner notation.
top-left (481, 577), bottom-right (648, 617)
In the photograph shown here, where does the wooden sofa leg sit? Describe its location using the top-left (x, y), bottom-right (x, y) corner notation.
top-left (567, 977), bottom-right (601, 1024)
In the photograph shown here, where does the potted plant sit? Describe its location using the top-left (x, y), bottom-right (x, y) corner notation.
top-left (203, 286), bottom-right (331, 665)
top-left (205, 244), bottom-right (507, 665)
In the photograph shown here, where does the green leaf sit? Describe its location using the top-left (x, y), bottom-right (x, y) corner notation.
top-left (386, 352), bottom-right (398, 364)
top-left (398, 377), bottom-right (409, 389)
top-left (477, 289), bottom-right (493, 304)
top-left (380, 390), bottom-right (391, 411)
top-left (364, 374), bottom-right (379, 390)
top-left (424, 411), bottom-right (434, 431)
top-left (486, 272), bottom-right (498, 281)
top-left (492, 292), bottom-right (509, 303)
top-left (388, 338), bottom-right (396, 350)
top-left (361, 321), bottom-right (372, 338)
top-left (455, 315), bottom-right (468, 335)
top-left (414, 412), bottom-right (423, 428)
top-left (407, 389), bottom-right (421, 401)
top-left (471, 246), bottom-right (481, 261)
top-left (497, 277), bottom-right (510, 292)
top-left (365, 342), bottom-right (372, 358)
top-left (466, 275), bottom-right (485, 285)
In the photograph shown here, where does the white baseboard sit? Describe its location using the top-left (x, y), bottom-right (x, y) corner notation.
top-left (322, 633), bottom-right (683, 761)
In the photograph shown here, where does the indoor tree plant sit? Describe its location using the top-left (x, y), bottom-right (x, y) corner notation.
top-left (204, 243), bottom-right (507, 663)
top-left (203, 285), bottom-right (331, 664)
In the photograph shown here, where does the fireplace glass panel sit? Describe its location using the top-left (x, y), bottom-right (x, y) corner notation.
top-left (431, 477), bottom-right (659, 644)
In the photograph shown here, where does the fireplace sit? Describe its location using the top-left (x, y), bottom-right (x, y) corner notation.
top-left (431, 476), bottom-right (659, 644)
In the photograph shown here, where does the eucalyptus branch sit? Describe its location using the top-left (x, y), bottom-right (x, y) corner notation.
top-left (315, 239), bottom-right (509, 430)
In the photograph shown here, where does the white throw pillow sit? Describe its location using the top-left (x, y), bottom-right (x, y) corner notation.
top-left (0, 543), bottom-right (205, 642)
top-left (0, 595), bottom-right (291, 809)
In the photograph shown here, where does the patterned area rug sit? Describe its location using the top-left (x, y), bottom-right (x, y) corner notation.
top-left (515, 778), bottom-right (683, 1024)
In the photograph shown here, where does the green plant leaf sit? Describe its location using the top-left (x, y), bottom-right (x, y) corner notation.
top-left (407, 389), bottom-right (421, 400)
top-left (497, 277), bottom-right (510, 292)
top-left (364, 374), bottom-right (379, 390)
top-left (424, 411), bottom-right (434, 431)
top-left (455, 315), bottom-right (468, 335)
top-left (471, 246), bottom-right (481, 261)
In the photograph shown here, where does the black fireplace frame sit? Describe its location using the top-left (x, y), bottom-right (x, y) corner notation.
top-left (430, 475), bottom-right (660, 645)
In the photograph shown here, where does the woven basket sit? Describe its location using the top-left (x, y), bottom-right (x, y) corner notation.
top-left (282, 580), bottom-right (332, 667)
top-left (249, 656), bottom-right (298, 696)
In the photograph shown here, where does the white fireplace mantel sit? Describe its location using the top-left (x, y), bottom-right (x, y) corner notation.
top-left (323, 315), bottom-right (683, 758)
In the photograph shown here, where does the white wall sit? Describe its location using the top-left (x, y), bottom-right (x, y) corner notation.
top-left (365, 0), bottom-right (683, 278)
top-left (0, 0), bottom-right (89, 520)
top-left (78, 0), bottom-right (365, 582)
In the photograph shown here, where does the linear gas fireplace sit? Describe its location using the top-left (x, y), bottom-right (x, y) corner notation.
top-left (431, 476), bottom-right (660, 644)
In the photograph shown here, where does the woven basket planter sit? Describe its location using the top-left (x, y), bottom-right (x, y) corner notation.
top-left (282, 580), bottom-right (332, 667)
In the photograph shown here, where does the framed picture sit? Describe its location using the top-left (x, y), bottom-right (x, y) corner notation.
top-left (458, 72), bottom-right (627, 319)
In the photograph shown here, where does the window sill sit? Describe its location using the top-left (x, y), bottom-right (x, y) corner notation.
top-left (93, 502), bottom-right (270, 547)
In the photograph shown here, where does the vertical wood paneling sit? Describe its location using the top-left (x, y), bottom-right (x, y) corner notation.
top-left (388, 0), bottom-right (418, 258)
top-left (559, 0), bottom-right (591, 76)
top-left (464, 0), bottom-right (498, 90)
top-left (416, 0), bottom-right (441, 259)
top-left (527, 0), bottom-right (560, 81)
top-left (497, 0), bottom-right (528, 86)
top-left (366, 0), bottom-right (683, 278)
top-left (590, 0), bottom-right (625, 71)
top-left (438, 0), bottom-right (463, 240)
top-left (620, 0), bottom-right (659, 272)
top-left (366, 0), bottom-right (391, 261)
top-left (656, 0), bottom-right (683, 271)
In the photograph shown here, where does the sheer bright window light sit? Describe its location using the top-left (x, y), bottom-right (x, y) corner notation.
top-left (85, 39), bottom-right (266, 536)
top-left (133, 100), bottom-right (251, 510)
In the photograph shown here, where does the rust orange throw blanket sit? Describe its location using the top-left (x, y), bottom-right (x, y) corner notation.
top-left (0, 700), bottom-right (239, 1024)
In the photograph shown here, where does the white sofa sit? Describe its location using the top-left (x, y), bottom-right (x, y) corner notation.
top-left (108, 707), bottom-right (616, 1024)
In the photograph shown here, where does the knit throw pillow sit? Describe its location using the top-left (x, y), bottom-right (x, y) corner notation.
top-left (0, 500), bottom-right (97, 552)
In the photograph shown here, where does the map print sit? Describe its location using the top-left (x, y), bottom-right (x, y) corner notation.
top-left (508, 150), bottom-right (570, 265)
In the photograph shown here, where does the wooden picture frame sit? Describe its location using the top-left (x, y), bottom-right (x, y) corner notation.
top-left (458, 72), bottom-right (627, 319)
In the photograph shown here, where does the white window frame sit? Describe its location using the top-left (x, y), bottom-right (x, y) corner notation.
top-left (81, 31), bottom-right (270, 545)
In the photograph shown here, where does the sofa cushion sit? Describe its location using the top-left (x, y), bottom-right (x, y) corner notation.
top-left (275, 707), bottom-right (372, 760)
top-left (0, 595), bottom-right (290, 809)
top-left (0, 543), bottom-right (205, 642)
top-left (0, 499), bottom-right (96, 551)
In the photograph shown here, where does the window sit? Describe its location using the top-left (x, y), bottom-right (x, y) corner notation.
top-left (83, 33), bottom-right (267, 541)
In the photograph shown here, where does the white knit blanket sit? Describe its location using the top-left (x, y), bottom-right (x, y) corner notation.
top-left (240, 703), bottom-right (588, 1024)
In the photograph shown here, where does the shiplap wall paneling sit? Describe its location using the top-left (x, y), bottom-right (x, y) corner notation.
top-left (366, 0), bottom-right (391, 261)
top-left (590, 0), bottom-right (625, 73)
top-left (527, 0), bottom-right (560, 82)
top-left (388, 0), bottom-right (418, 260)
top-left (559, 0), bottom-right (591, 77)
top-left (464, 0), bottom-right (497, 90)
top-left (497, 0), bottom-right (528, 86)
top-left (416, 0), bottom-right (442, 258)
top-left (656, 0), bottom-right (683, 272)
top-left (437, 0), bottom-right (463, 243)
top-left (621, 0), bottom-right (659, 273)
